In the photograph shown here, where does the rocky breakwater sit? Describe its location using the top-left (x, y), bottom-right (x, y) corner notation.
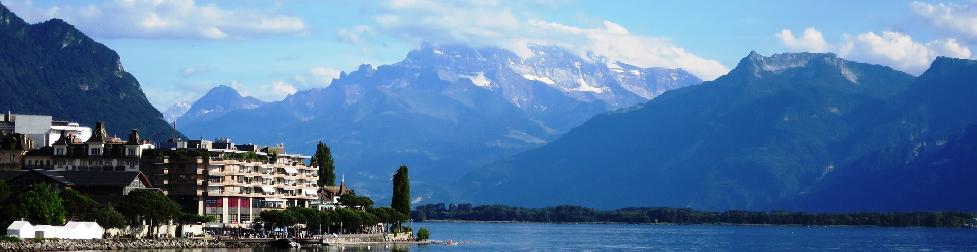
top-left (0, 238), bottom-right (228, 251)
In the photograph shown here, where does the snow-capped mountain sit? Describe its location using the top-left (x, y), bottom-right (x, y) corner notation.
top-left (405, 43), bottom-right (701, 115)
top-left (177, 43), bottom-right (702, 201)
top-left (162, 100), bottom-right (190, 123)
top-left (176, 85), bottom-right (266, 128)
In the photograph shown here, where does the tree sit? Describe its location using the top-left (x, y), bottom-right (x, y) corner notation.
top-left (339, 193), bottom-right (374, 208)
top-left (91, 206), bottom-right (127, 229)
top-left (259, 210), bottom-right (299, 236)
top-left (0, 179), bottom-right (10, 203)
top-left (116, 190), bottom-right (181, 238)
top-left (176, 213), bottom-right (216, 225)
top-left (391, 165), bottom-right (411, 216)
top-left (60, 188), bottom-right (98, 221)
top-left (12, 183), bottom-right (65, 225)
top-left (313, 141), bottom-right (337, 187)
top-left (416, 227), bottom-right (430, 241)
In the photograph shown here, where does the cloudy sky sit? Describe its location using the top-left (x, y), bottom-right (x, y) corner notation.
top-left (5, 0), bottom-right (977, 110)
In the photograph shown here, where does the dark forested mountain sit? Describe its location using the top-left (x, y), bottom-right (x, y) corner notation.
top-left (0, 3), bottom-right (180, 141)
top-left (176, 43), bottom-right (701, 199)
top-left (787, 57), bottom-right (977, 212)
top-left (457, 52), bottom-right (977, 211)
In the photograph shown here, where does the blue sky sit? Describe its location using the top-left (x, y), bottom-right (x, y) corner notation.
top-left (5, 0), bottom-right (976, 110)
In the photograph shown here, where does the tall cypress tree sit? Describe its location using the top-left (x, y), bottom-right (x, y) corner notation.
top-left (391, 165), bottom-right (411, 216)
top-left (314, 141), bottom-right (336, 187)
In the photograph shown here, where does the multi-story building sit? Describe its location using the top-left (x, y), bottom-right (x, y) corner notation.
top-left (24, 121), bottom-right (152, 171)
top-left (141, 138), bottom-right (319, 228)
top-left (0, 134), bottom-right (34, 170)
top-left (1, 112), bottom-right (92, 149)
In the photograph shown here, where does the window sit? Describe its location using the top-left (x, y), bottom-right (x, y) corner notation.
top-left (91, 148), bottom-right (101, 155)
top-left (55, 148), bottom-right (64, 155)
top-left (127, 148), bottom-right (136, 156)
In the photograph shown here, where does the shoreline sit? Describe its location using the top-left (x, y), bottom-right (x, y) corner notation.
top-left (0, 238), bottom-right (442, 251)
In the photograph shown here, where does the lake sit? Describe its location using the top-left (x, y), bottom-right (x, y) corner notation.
top-left (84, 222), bottom-right (977, 251)
top-left (410, 222), bottom-right (977, 251)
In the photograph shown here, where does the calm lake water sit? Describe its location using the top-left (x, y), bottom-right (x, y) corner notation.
top-left (89, 222), bottom-right (977, 251)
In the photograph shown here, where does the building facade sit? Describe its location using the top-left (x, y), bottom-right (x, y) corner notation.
top-left (1, 112), bottom-right (92, 149)
top-left (25, 121), bottom-right (151, 172)
top-left (141, 138), bottom-right (319, 228)
top-left (0, 134), bottom-right (34, 170)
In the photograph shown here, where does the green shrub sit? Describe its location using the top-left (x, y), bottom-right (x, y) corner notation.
top-left (416, 227), bottom-right (430, 241)
top-left (0, 235), bottom-right (20, 243)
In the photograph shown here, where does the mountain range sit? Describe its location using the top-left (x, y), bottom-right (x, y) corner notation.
top-left (459, 52), bottom-right (977, 211)
top-left (5, 0), bottom-right (973, 212)
top-left (0, 3), bottom-right (179, 141)
top-left (175, 43), bottom-right (701, 198)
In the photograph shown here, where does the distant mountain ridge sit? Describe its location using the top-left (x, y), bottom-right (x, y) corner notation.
top-left (163, 100), bottom-right (190, 123)
top-left (176, 85), bottom-right (266, 132)
top-left (458, 52), bottom-right (977, 211)
top-left (0, 3), bottom-right (181, 141)
top-left (176, 43), bottom-right (701, 199)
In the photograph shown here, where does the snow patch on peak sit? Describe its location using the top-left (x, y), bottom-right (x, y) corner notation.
top-left (521, 74), bottom-right (556, 85)
top-left (573, 78), bottom-right (608, 93)
top-left (840, 64), bottom-right (859, 83)
top-left (462, 72), bottom-right (493, 88)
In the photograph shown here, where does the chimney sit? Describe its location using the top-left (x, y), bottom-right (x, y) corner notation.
top-left (87, 121), bottom-right (108, 143)
top-left (127, 129), bottom-right (140, 145)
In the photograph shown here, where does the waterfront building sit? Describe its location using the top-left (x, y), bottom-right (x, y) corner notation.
top-left (140, 138), bottom-right (319, 228)
top-left (24, 121), bottom-right (152, 171)
top-left (314, 177), bottom-right (351, 210)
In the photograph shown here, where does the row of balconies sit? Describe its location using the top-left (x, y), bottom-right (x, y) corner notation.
top-left (206, 181), bottom-right (317, 191)
top-left (204, 170), bottom-right (317, 180)
top-left (210, 158), bottom-right (311, 168)
top-left (205, 190), bottom-right (317, 199)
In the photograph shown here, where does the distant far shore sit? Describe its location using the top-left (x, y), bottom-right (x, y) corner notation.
top-left (420, 219), bottom-right (961, 228)
top-left (414, 203), bottom-right (977, 228)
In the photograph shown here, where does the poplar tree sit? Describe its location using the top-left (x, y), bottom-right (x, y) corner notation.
top-left (314, 141), bottom-right (336, 187)
top-left (391, 165), bottom-right (411, 216)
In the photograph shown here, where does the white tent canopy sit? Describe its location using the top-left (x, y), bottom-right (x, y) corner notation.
top-left (6, 221), bottom-right (103, 239)
top-left (6, 221), bottom-right (35, 239)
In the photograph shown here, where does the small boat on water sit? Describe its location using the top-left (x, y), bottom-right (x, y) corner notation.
top-left (269, 238), bottom-right (301, 248)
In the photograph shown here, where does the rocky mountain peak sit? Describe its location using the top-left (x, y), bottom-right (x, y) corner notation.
top-left (733, 51), bottom-right (859, 83)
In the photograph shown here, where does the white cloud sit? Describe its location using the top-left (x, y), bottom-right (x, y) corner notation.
top-left (309, 67), bottom-right (341, 87)
top-left (271, 81), bottom-right (298, 98)
top-left (840, 31), bottom-right (971, 73)
top-left (777, 27), bottom-right (831, 52)
top-left (910, 1), bottom-right (977, 41)
top-left (778, 28), bottom-right (972, 74)
top-left (337, 25), bottom-right (375, 44)
top-left (180, 66), bottom-right (215, 78)
top-left (340, 0), bottom-right (728, 80)
top-left (5, 0), bottom-right (306, 40)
